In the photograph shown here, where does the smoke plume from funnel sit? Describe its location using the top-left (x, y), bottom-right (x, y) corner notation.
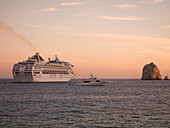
top-left (0, 21), bottom-right (37, 52)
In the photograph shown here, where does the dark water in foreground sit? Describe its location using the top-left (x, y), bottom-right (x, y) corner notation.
top-left (0, 79), bottom-right (169, 128)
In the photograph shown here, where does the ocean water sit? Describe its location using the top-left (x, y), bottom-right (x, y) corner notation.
top-left (0, 79), bottom-right (169, 128)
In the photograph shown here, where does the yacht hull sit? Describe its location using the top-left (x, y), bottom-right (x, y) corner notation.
top-left (77, 82), bottom-right (106, 86)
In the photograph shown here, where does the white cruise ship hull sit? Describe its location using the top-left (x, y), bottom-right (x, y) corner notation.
top-left (13, 63), bottom-right (75, 83)
top-left (13, 75), bottom-right (73, 83)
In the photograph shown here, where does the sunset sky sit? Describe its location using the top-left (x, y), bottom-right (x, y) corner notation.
top-left (0, 0), bottom-right (170, 78)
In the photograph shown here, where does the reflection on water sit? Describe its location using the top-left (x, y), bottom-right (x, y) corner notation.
top-left (0, 79), bottom-right (169, 127)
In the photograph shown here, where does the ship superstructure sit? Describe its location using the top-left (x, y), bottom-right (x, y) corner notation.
top-left (12, 53), bottom-right (75, 82)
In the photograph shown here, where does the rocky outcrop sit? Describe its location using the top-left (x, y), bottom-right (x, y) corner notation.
top-left (141, 62), bottom-right (162, 80)
top-left (164, 76), bottom-right (168, 80)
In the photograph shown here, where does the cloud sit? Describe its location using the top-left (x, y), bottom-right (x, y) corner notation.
top-left (24, 23), bottom-right (70, 31)
top-left (99, 16), bottom-right (147, 21)
top-left (24, 23), bottom-right (42, 28)
top-left (152, 0), bottom-right (164, 4)
top-left (60, 2), bottom-right (83, 6)
top-left (31, 10), bottom-right (38, 13)
top-left (112, 27), bottom-right (119, 30)
top-left (74, 12), bottom-right (94, 17)
top-left (40, 8), bottom-right (60, 12)
top-left (164, 25), bottom-right (170, 28)
top-left (114, 4), bottom-right (137, 8)
top-left (69, 32), bottom-right (169, 42)
top-left (64, 32), bottom-right (170, 53)
top-left (138, 0), bottom-right (165, 5)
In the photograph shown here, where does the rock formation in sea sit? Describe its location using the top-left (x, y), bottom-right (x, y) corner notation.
top-left (164, 76), bottom-right (168, 80)
top-left (141, 62), bottom-right (162, 80)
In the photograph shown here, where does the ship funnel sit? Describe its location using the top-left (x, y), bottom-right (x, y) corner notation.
top-left (36, 52), bottom-right (39, 56)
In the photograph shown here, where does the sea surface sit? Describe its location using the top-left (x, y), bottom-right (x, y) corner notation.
top-left (0, 79), bottom-right (169, 128)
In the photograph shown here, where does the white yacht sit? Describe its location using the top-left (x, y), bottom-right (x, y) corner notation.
top-left (77, 75), bottom-right (106, 86)
top-left (12, 53), bottom-right (75, 82)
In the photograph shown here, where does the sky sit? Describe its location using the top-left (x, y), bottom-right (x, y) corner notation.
top-left (0, 0), bottom-right (170, 78)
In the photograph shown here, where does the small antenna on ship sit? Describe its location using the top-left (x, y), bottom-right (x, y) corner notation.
top-left (55, 55), bottom-right (59, 61)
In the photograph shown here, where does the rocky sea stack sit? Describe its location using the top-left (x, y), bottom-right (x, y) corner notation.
top-left (141, 62), bottom-right (162, 80)
top-left (164, 76), bottom-right (168, 80)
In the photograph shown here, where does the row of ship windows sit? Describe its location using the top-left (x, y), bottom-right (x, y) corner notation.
top-left (14, 72), bottom-right (32, 74)
top-left (14, 74), bottom-right (32, 76)
top-left (13, 67), bottom-right (32, 70)
top-left (42, 70), bottom-right (69, 74)
top-left (14, 76), bottom-right (32, 78)
top-left (13, 71), bottom-right (69, 75)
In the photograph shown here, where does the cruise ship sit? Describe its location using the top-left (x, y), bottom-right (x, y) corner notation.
top-left (12, 53), bottom-right (75, 82)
